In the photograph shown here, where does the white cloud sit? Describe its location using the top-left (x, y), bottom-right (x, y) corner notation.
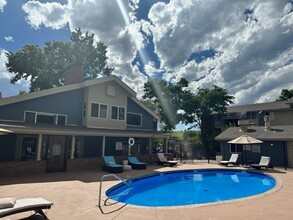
top-left (0, 50), bottom-right (30, 97)
top-left (112, 62), bottom-right (148, 99)
top-left (67, 0), bottom-right (125, 39)
top-left (0, 50), bottom-right (32, 84)
top-left (144, 61), bottom-right (160, 77)
top-left (0, 0), bottom-right (6, 12)
top-left (147, 0), bottom-right (293, 104)
top-left (20, 0), bottom-right (293, 106)
top-left (4, 36), bottom-right (13, 42)
top-left (0, 49), bottom-right (11, 79)
top-left (67, 0), bottom-right (148, 91)
top-left (22, 1), bottom-right (69, 29)
top-left (22, 0), bottom-right (146, 89)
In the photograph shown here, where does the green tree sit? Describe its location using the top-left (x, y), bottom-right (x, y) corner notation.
top-left (276, 89), bottom-right (293, 101)
top-left (181, 130), bottom-right (203, 159)
top-left (143, 78), bottom-right (234, 160)
top-left (180, 85), bottom-right (234, 160)
top-left (182, 130), bottom-right (200, 142)
top-left (6, 28), bottom-right (113, 92)
top-left (18, 90), bottom-right (28, 95)
top-left (139, 99), bottom-right (158, 113)
top-left (143, 78), bottom-right (190, 131)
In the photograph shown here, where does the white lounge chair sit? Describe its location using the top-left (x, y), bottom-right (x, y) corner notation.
top-left (220, 153), bottom-right (239, 166)
top-left (250, 156), bottom-right (271, 170)
top-left (157, 153), bottom-right (178, 167)
top-left (0, 197), bottom-right (53, 219)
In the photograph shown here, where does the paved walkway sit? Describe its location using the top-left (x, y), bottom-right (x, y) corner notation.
top-left (0, 162), bottom-right (292, 220)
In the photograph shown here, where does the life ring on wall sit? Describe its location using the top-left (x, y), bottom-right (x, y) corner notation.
top-left (128, 138), bottom-right (135, 146)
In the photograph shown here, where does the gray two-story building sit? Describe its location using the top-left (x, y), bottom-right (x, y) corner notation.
top-left (215, 99), bottom-right (293, 169)
top-left (0, 75), bottom-right (165, 175)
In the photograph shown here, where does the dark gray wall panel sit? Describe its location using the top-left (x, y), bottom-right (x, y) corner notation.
top-left (0, 89), bottom-right (84, 125)
top-left (83, 136), bottom-right (103, 157)
top-left (127, 98), bottom-right (154, 130)
top-left (0, 134), bottom-right (16, 162)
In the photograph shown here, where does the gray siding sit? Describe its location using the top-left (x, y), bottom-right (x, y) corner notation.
top-left (0, 134), bottom-right (16, 162)
top-left (127, 98), bottom-right (155, 130)
top-left (83, 136), bottom-right (103, 157)
top-left (104, 137), bottom-right (150, 156)
top-left (0, 89), bottom-right (84, 125)
top-left (261, 141), bottom-right (287, 167)
top-left (105, 137), bottom-right (129, 156)
top-left (220, 141), bottom-right (287, 167)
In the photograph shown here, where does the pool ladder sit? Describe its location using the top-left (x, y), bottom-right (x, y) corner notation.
top-left (98, 173), bottom-right (131, 207)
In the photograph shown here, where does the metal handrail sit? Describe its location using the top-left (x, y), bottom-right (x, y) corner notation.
top-left (98, 173), bottom-right (131, 207)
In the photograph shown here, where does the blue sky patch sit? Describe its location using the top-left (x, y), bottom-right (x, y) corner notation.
top-left (187, 49), bottom-right (217, 64)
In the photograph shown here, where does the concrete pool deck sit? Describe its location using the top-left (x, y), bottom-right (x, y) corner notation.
top-left (0, 162), bottom-right (292, 220)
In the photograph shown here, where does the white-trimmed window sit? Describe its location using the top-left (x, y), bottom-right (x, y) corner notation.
top-left (57, 115), bottom-right (66, 125)
top-left (36, 114), bottom-right (55, 124)
top-left (91, 103), bottom-right (108, 119)
top-left (24, 111), bottom-right (67, 125)
top-left (111, 106), bottom-right (125, 120)
top-left (127, 112), bottom-right (142, 126)
top-left (24, 111), bottom-right (36, 123)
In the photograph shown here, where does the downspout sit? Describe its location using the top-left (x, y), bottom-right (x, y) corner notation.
top-left (37, 134), bottom-right (43, 161)
top-left (70, 135), bottom-right (75, 159)
top-left (241, 144), bottom-right (244, 167)
top-left (102, 136), bottom-right (106, 156)
top-left (283, 141), bottom-right (287, 170)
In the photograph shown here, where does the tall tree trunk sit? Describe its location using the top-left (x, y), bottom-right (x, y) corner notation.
top-left (201, 131), bottom-right (210, 163)
top-left (201, 117), bottom-right (210, 163)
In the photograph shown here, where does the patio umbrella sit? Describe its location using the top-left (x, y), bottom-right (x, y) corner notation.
top-left (228, 135), bottom-right (263, 166)
top-left (228, 135), bottom-right (263, 145)
top-left (0, 128), bottom-right (13, 135)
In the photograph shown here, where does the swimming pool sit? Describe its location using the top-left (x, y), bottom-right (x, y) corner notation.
top-left (106, 169), bottom-right (276, 207)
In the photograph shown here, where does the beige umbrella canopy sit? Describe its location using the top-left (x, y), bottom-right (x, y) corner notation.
top-left (228, 135), bottom-right (263, 144)
top-left (228, 135), bottom-right (263, 166)
top-left (0, 128), bottom-right (13, 135)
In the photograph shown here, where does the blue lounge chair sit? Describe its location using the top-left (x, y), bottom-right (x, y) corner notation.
top-left (102, 156), bottom-right (123, 173)
top-left (128, 156), bottom-right (147, 170)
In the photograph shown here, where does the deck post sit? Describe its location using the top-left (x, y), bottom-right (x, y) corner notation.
top-left (37, 134), bottom-right (42, 161)
top-left (102, 136), bottom-right (106, 156)
top-left (70, 135), bottom-right (75, 159)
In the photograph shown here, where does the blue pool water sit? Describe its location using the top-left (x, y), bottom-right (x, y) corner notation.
top-left (106, 169), bottom-right (276, 207)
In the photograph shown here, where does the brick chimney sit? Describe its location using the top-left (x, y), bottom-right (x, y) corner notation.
top-left (264, 115), bottom-right (271, 130)
top-left (238, 120), bottom-right (249, 132)
top-left (64, 65), bottom-right (84, 85)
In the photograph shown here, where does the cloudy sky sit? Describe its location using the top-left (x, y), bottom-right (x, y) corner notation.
top-left (0, 0), bottom-right (293, 107)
